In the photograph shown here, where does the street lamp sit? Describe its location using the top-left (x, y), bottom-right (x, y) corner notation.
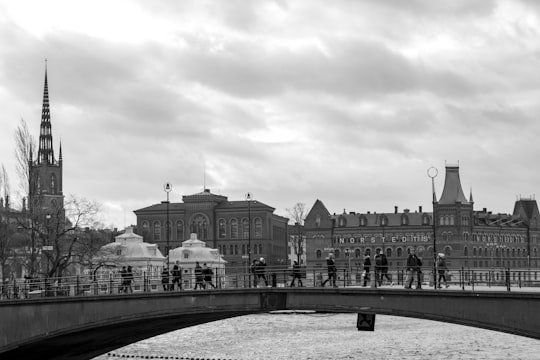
top-left (295, 222), bottom-right (303, 265)
top-left (380, 215), bottom-right (387, 255)
top-left (428, 166), bottom-right (438, 289)
top-left (344, 248), bottom-right (351, 285)
top-left (246, 192), bottom-right (253, 267)
top-left (164, 182), bottom-right (172, 272)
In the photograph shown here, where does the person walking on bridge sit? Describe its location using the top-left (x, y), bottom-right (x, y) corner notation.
top-left (321, 253), bottom-right (337, 287)
top-left (161, 266), bottom-right (170, 291)
top-left (289, 260), bottom-right (303, 287)
top-left (194, 262), bottom-right (205, 290)
top-left (171, 261), bottom-right (182, 290)
top-left (436, 253), bottom-right (449, 288)
top-left (404, 249), bottom-right (420, 289)
top-left (203, 263), bottom-right (216, 289)
top-left (255, 258), bottom-right (269, 287)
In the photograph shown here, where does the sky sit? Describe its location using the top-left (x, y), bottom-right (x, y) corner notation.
top-left (1, 0), bottom-right (540, 229)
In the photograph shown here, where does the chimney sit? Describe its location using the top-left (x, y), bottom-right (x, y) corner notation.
top-left (419, 206), bottom-right (422, 213)
top-left (394, 206), bottom-right (398, 214)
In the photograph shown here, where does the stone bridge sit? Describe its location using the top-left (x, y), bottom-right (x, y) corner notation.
top-left (1, 288), bottom-right (539, 359)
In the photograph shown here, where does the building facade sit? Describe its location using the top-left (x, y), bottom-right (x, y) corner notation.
top-left (134, 189), bottom-right (289, 272)
top-left (304, 165), bottom-right (540, 273)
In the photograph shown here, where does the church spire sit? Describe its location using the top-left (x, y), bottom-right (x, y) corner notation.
top-left (37, 59), bottom-right (55, 165)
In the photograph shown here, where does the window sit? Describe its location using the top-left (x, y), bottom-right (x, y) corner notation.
top-left (242, 244), bottom-right (246, 255)
top-left (218, 219), bottom-right (226, 239)
top-left (316, 249), bottom-right (322, 259)
top-left (234, 245), bottom-right (238, 255)
top-left (190, 214), bottom-right (209, 240)
top-left (176, 221), bottom-right (184, 242)
top-left (231, 219), bottom-right (238, 238)
top-left (464, 246), bottom-right (468, 256)
top-left (165, 221), bottom-right (172, 241)
top-left (315, 215), bottom-right (321, 228)
top-left (386, 248), bottom-right (392, 258)
top-left (355, 248), bottom-right (362, 258)
top-left (360, 216), bottom-right (367, 226)
top-left (242, 218), bottom-right (249, 239)
top-left (50, 174), bottom-right (57, 195)
top-left (397, 248), bottom-right (403, 257)
top-left (153, 221), bottom-right (161, 241)
top-left (258, 244), bottom-right (262, 254)
top-left (422, 215), bottom-right (430, 226)
top-left (401, 215), bottom-right (409, 225)
top-left (338, 216), bottom-right (346, 227)
top-left (254, 218), bottom-right (262, 238)
top-left (473, 247), bottom-right (477, 256)
top-left (334, 249), bottom-right (340, 258)
top-left (444, 246), bottom-right (451, 256)
top-left (142, 221), bottom-right (150, 239)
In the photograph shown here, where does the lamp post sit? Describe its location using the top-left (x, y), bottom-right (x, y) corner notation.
top-left (344, 248), bottom-right (351, 285)
top-left (295, 222), bottom-right (303, 265)
top-left (380, 215), bottom-right (387, 255)
top-left (246, 192), bottom-right (253, 267)
top-left (428, 166), bottom-right (438, 290)
top-left (164, 182), bottom-right (172, 272)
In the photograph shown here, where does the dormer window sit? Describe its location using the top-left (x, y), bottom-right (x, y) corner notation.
top-left (359, 216), bottom-right (367, 226)
top-left (401, 215), bottom-right (409, 225)
top-left (338, 216), bottom-right (347, 227)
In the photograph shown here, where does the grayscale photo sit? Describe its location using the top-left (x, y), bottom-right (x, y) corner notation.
top-left (0, 1), bottom-right (539, 359)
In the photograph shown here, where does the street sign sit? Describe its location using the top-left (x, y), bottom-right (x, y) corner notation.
top-left (42, 246), bottom-right (53, 251)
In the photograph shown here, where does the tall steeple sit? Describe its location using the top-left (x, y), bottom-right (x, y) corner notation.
top-left (29, 61), bottom-right (64, 214)
top-left (37, 60), bottom-right (55, 165)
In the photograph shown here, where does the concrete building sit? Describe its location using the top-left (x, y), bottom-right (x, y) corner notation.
top-left (303, 164), bottom-right (540, 275)
top-left (134, 189), bottom-right (289, 272)
top-left (93, 226), bottom-right (166, 279)
top-left (168, 233), bottom-right (226, 288)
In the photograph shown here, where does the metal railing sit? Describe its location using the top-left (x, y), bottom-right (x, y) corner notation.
top-left (1, 265), bottom-right (539, 300)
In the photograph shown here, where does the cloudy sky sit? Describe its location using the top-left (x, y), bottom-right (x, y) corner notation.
top-left (1, 0), bottom-right (540, 229)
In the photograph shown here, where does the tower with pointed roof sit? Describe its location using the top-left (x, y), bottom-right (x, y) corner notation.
top-left (28, 63), bottom-right (64, 215)
top-left (433, 164), bottom-right (474, 257)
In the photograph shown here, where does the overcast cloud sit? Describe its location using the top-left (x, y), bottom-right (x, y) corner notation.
top-left (1, 0), bottom-right (540, 228)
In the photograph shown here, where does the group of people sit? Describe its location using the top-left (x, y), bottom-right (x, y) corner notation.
top-left (320, 249), bottom-right (449, 289)
top-left (193, 261), bottom-right (216, 290)
top-left (119, 265), bottom-right (134, 293)
top-left (161, 261), bottom-right (183, 291)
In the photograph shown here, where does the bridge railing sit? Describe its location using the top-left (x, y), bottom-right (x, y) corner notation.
top-left (1, 265), bottom-right (540, 300)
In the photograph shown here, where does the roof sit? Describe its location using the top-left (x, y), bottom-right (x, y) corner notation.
top-left (438, 165), bottom-right (470, 205)
top-left (331, 210), bottom-right (430, 227)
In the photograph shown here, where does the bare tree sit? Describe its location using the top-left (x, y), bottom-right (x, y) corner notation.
top-left (286, 202), bottom-right (307, 225)
top-left (14, 118), bottom-right (36, 199)
top-left (0, 164), bottom-right (9, 204)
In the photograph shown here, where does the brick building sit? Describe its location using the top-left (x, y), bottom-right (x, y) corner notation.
top-left (303, 164), bottom-right (539, 273)
top-left (134, 189), bottom-right (289, 272)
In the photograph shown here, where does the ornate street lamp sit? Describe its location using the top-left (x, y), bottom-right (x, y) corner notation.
top-left (428, 166), bottom-right (438, 289)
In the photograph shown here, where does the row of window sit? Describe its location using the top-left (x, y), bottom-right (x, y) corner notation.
top-left (141, 217), bottom-right (264, 242)
top-left (217, 218), bottom-right (263, 239)
top-left (335, 214), bottom-right (431, 228)
top-left (217, 243), bottom-right (264, 256)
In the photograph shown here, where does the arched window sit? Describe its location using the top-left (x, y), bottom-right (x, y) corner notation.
top-left (142, 221), bottom-right (150, 239)
top-left (176, 221), bottom-right (184, 242)
top-left (335, 249), bottom-right (341, 258)
top-left (463, 232), bottom-right (469, 242)
top-left (355, 248), bottom-right (362, 258)
top-left (254, 218), bottom-right (262, 238)
top-left (444, 246), bottom-right (451, 256)
top-left (242, 244), bottom-right (246, 255)
top-left (338, 216), bottom-right (347, 227)
top-left (191, 214), bottom-right (208, 240)
top-left (218, 219), bottom-right (226, 239)
top-left (316, 249), bottom-right (322, 259)
top-left (231, 219), bottom-right (238, 238)
top-left (234, 245), bottom-right (238, 255)
top-left (153, 221), bottom-right (161, 241)
top-left (165, 221), bottom-right (172, 242)
top-left (222, 246), bottom-right (227, 255)
top-left (386, 248), bottom-right (392, 258)
top-left (50, 174), bottom-right (57, 195)
top-left (242, 218), bottom-right (249, 239)
top-left (397, 248), bottom-right (403, 257)
top-left (473, 247), bottom-right (477, 256)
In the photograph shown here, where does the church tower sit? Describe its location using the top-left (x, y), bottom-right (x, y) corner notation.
top-left (29, 63), bottom-right (64, 215)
